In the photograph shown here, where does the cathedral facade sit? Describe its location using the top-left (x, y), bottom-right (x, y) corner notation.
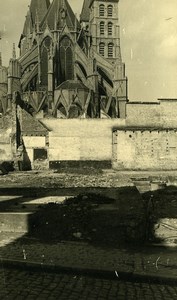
top-left (1, 0), bottom-right (177, 171)
top-left (0, 0), bottom-right (127, 119)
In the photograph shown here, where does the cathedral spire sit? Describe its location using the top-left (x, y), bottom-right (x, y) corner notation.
top-left (61, 0), bottom-right (65, 9)
top-left (35, 9), bottom-right (40, 32)
top-left (80, 0), bottom-right (90, 23)
top-left (12, 43), bottom-right (16, 59)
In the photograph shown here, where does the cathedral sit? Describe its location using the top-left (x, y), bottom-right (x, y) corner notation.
top-left (0, 0), bottom-right (127, 119)
top-left (1, 0), bottom-right (176, 172)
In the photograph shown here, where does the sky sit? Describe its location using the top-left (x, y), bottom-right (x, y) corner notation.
top-left (0, 0), bottom-right (177, 101)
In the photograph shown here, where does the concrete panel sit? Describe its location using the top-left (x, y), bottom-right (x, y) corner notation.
top-left (23, 136), bottom-right (46, 148)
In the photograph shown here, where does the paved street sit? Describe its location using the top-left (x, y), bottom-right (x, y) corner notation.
top-left (0, 267), bottom-right (177, 300)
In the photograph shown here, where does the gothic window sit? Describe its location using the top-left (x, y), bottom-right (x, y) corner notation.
top-left (107, 5), bottom-right (113, 17)
top-left (99, 4), bottom-right (105, 16)
top-left (108, 22), bottom-right (113, 36)
top-left (108, 43), bottom-right (114, 57)
top-left (99, 43), bottom-right (105, 56)
top-left (100, 22), bottom-right (105, 35)
top-left (41, 36), bottom-right (52, 87)
top-left (59, 36), bottom-right (74, 82)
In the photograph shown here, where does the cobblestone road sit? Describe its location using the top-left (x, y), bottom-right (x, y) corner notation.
top-left (0, 267), bottom-right (177, 300)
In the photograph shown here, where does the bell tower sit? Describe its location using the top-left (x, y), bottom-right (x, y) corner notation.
top-left (89, 0), bottom-right (128, 117)
top-left (89, 0), bottom-right (121, 62)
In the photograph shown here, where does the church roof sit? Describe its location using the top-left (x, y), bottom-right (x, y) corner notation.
top-left (30, 0), bottom-right (50, 25)
top-left (22, 10), bottom-right (33, 37)
top-left (22, 0), bottom-right (50, 37)
top-left (80, 0), bottom-right (90, 22)
top-left (41, 0), bottom-right (80, 30)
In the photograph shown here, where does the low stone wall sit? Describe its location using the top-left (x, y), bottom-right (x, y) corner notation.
top-left (113, 128), bottom-right (177, 170)
top-left (41, 118), bottom-right (125, 169)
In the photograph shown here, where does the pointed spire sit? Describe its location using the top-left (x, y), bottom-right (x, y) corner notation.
top-left (12, 43), bottom-right (16, 59)
top-left (0, 52), bottom-right (2, 66)
top-left (75, 13), bottom-right (77, 30)
top-left (61, 0), bottom-right (65, 9)
top-left (80, 0), bottom-right (90, 23)
top-left (35, 9), bottom-right (40, 32)
top-left (30, 0), bottom-right (50, 24)
top-left (54, 11), bottom-right (58, 31)
top-left (74, 13), bottom-right (78, 42)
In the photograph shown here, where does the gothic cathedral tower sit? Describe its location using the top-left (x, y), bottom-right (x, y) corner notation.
top-left (89, 0), bottom-right (128, 118)
top-left (89, 0), bottom-right (121, 62)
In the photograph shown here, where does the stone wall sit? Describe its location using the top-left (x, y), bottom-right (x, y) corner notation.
top-left (18, 98), bottom-right (177, 171)
top-left (126, 102), bottom-right (161, 127)
top-left (0, 115), bottom-right (13, 161)
top-left (126, 99), bottom-right (177, 128)
top-left (113, 128), bottom-right (177, 170)
top-left (160, 99), bottom-right (177, 128)
top-left (41, 118), bottom-right (125, 168)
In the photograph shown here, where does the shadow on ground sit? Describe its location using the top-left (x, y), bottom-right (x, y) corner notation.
top-left (0, 186), bottom-right (146, 247)
top-left (0, 182), bottom-right (177, 268)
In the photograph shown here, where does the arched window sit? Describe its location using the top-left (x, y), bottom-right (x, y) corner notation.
top-left (108, 43), bottom-right (114, 57)
top-left (99, 43), bottom-right (105, 56)
top-left (100, 22), bottom-right (105, 35)
top-left (59, 36), bottom-right (74, 82)
top-left (41, 36), bottom-right (52, 87)
top-left (99, 4), bottom-right (105, 16)
top-left (107, 5), bottom-right (113, 17)
top-left (108, 22), bottom-right (113, 36)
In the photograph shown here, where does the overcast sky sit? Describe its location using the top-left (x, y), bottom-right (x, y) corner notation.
top-left (0, 0), bottom-right (177, 101)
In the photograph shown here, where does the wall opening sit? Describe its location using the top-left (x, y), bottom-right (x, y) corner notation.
top-left (34, 148), bottom-right (47, 161)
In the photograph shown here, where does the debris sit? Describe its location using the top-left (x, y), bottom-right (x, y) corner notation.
top-left (155, 257), bottom-right (160, 270)
top-left (115, 271), bottom-right (119, 278)
top-left (22, 249), bottom-right (27, 260)
top-left (73, 232), bottom-right (82, 239)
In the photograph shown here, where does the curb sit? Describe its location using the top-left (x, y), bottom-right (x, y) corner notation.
top-left (0, 258), bottom-right (177, 285)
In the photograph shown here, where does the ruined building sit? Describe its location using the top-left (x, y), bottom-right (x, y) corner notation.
top-left (0, 0), bottom-right (177, 171)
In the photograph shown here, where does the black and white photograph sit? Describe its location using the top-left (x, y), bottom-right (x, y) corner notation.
top-left (0, 0), bottom-right (177, 299)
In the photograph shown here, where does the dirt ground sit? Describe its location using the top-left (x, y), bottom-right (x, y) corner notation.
top-left (1, 169), bottom-right (177, 246)
top-left (0, 169), bottom-right (134, 189)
